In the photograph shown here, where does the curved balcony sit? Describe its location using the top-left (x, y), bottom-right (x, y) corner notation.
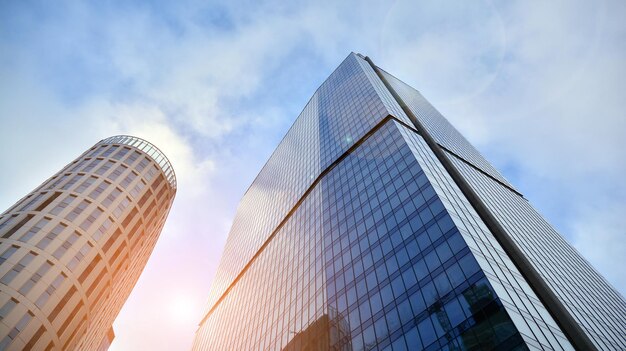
top-left (98, 135), bottom-right (177, 189)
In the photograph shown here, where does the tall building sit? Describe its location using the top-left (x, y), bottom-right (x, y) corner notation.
top-left (192, 53), bottom-right (625, 351)
top-left (0, 135), bottom-right (176, 350)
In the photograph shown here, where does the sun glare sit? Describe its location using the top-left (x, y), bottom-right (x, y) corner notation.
top-left (169, 295), bottom-right (198, 324)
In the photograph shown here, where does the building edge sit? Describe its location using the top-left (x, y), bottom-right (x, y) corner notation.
top-left (0, 134), bottom-right (176, 350)
top-left (361, 55), bottom-right (598, 351)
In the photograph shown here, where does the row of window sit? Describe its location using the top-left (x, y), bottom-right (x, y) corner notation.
top-left (204, 54), bottom-right (409, 311)
top-left (195, 119), bottom-right (526, 350)
top-left (318, 122), bottom-right (525, 350)
top-left (448, 153), bottom-right (626, 350)
top-left (194, 186), bottom-right (327, 350)
top-left (0, 138), bottom-right (176, 350)
top-left (397, 125), bottom-right (575, 350)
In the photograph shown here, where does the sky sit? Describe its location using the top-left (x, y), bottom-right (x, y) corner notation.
top-left (0, 0), bottom-right (624, 350)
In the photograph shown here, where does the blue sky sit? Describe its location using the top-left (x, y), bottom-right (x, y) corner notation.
top-left (1, 0), bottom-right (624, 349)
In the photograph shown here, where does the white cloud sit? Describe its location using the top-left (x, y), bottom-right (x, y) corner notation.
top-left (372, 0), bottom-right (625, 295)
top-left (569, 199), bottom-right (626, 294)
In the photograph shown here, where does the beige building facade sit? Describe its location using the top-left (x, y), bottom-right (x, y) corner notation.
top-left (0, 135), bottom-right (176, 350)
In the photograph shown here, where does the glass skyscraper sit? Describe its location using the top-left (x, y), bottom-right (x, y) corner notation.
top-left (0, 136), bottom-right (176, 350)
top-left (192, 53), bottom-right (625, 351)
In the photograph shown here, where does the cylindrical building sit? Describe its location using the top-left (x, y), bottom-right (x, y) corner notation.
top-left (0, 135), bottom-right (176, 350)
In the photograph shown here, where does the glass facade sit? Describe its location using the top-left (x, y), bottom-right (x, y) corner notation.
top-left (193, 53), bottom-right (625, 350)
top-left (380, 70), bottom-right (626, 350)
top-left (321, 121), bottom-right (527, 350)
top-left (203, 53), bottom-right (412, 313)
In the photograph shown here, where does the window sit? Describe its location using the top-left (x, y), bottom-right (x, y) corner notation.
top-left (36, 223), bottom-right (66, 250)
top-left (95, 160), bottom-right (116, 176)
top-left (69, 158), bottom-right (89, 172)
top-left (112, 147), bottom-right (130, 161)
top-left (47, 173), bottom-right (71, 189)
top-left (0, 298), bottom-right (18, 321)
top-left (19, 260), bottom-right (53, 295)
top-left (51, 195), bottom-right (76, 216)
top-left (79, 207), bottom-right (103, 231)
top-left (52, 232), bottom-right (79, 260)
top-left (75, 176), bottom-right (97, 194)
top-left (94, 217), bottom-right (113, 241)
top-left (126, 151), bottom-right (141, 165)
top-left (120, 172), bottom-right (137, 188)
top-left (61, 175), bottom-right (82, 190)
top-left (67, 242), bottom-right (91, 272)
top-left (18, 193), bottom-right (45, 211)
top-left (136, 158), bottom-right (148, 172)
top-left (65, 199), bottom-right (90, 222)
top-left (101, 145), bottom-right (119, 158)
top-left (0, 215), bottom-right (18, 232)
top-left (1, 251), bottom-right (37, 285)
top-left (88, 181), bottom-right (110, 200)
top-left (0, 245), bottom-right (19, 265)
top-left (19, 218), bottom-right (50, 242)
top-left (102, 187), bottom-right (122, 208)
top-left (37, 273), bottom-right (69, 310)
top-left (107, 164), bottom-right (127, 182)
top-left (83, 158), bottom-right (101, 172)
top-left (130, 180), bottom-right (146, 198)
top-left (113, 197), bottom-right (130, 218)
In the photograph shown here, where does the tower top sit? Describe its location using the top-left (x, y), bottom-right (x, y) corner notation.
top-left (98, 135), bottom-right (177, 189)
